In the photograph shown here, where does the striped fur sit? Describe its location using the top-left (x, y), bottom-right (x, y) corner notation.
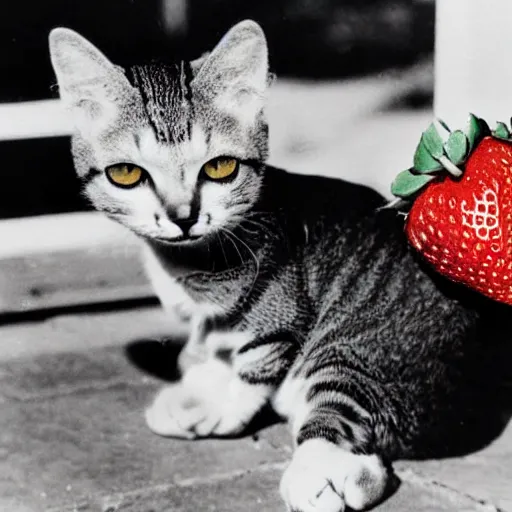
top-left (50, 20), bottom-right (506, 512)
top-left (128, 62), bottom-right (194, 145)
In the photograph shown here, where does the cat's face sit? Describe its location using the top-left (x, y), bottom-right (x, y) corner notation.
top-left (49, 21), bottom-right (270, 244)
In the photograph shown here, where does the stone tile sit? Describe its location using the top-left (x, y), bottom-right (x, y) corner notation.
top-left (0, 382), bottom-right (289, 511)
top-left (381, 471), bottom-right (494, 512)
top-left (0, 311), bottom-right (189, 402)
top-left (46, 466), bottom-right (489, 512)
top-left (0, 306), bottom-right (187, 362)
top-left (0, 341), bottom-right (289, 512)
top-left (50, 465), bottom-right (287, 512)
top-left (0, 347), bottom-right (140, 401)
top-left (396, 420), bottom-right (512, 511)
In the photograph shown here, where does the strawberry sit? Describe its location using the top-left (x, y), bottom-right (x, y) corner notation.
top-left (392, 115), bottom-right (512, 305)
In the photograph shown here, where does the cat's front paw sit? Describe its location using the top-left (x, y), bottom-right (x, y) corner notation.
top-left (174, 400), bottom-right (249, 438)
top-left (145, 386), bottom-right (247, 439)
top-left (145, 359), bottom-right (235, 439)
top-left (145, 383), bottom-right (199, 439)
top-left (280, 439), bottom-right (388, 512)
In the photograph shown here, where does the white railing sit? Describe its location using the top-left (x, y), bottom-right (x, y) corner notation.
top-left (0, 99), bottom-right (72, 141)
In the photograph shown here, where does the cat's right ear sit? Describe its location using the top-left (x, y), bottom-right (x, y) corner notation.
top-left (192, 20), bottom-right (270, 125)
top-left (49, 28), bottom-right (134, 129)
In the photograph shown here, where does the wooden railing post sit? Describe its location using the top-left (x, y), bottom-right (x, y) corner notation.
top-left (435, 0), bottom-right (512, 128)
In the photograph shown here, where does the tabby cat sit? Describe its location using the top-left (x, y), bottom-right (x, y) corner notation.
top-left (49, 21), bottom-right (497, 511)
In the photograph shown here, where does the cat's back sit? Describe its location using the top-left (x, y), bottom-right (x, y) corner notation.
top-left (260, 166), bottom-right (408, 260)
top-left (261, 167), bottom-right (386, 223)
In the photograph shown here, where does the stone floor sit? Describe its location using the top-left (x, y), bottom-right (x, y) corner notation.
top-left (0, 304), bottom-right (510, 512)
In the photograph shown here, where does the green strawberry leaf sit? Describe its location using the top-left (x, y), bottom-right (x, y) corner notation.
top-left (444, 130), bottom-right (468, 165)
top-left (413, 140), bottom-right (443, 173)
top-left (391, 169), bottom-right (436, 198)
top-left (494, 121), bottom-right (510, 140)
top-left (392, 114), bottom-right (491, 203)
top-left (466, 113), bottom-right (488, 151)
top-left (421, 123), bottom-right (445, 159)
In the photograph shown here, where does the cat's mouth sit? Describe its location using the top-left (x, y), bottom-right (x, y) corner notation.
top-left (152, 234), bottom-right (204, 246)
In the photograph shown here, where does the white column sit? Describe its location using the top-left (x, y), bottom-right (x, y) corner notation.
top-left (162, 0), bottom-right (188, 36)
top-left (435, 0), bottom-right (512, 129)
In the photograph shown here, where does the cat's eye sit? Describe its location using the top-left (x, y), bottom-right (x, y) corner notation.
top-left (105, 164), bottom-right (145, 188)
top-left (202, 157), bottom-right (239, 181)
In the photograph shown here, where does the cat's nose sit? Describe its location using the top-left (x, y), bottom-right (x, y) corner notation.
top-left (173, 216), bottom-right (198, 236)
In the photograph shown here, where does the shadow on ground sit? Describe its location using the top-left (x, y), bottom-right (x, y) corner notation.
top-left (125, 338), bottom-right (184, 382)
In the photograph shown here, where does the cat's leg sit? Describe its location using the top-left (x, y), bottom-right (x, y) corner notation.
top-left (181, 333), bottom-right (297, 437)
top-left (147, 332), bottom-right (297, 438)
top-left (143, 245), bottom-right (196, 327)
top-left (274, 351), bottom-right (390, 512)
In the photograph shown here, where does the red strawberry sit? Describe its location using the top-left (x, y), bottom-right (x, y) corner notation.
top-left (392, 115), bottom-right (512, 305)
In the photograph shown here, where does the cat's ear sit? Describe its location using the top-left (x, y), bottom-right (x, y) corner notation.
top-left (49, 28), bottom-right (135, 129)
top-left (192, 20), bottom-right (270, 124)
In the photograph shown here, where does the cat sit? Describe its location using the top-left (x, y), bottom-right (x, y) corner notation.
top-left (49, 20), bottom-right (501, 512)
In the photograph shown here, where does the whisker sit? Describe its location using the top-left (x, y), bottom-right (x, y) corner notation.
top-left (241, 218), bottom-right (277, 236)
top-left (220, 229), bottom-right (245, 266)
top-left (219, 226), bottom-right (260, 295)
top-left (228, 215), bottom-right (278, 241)
top-left (216, 232), bottom-right (229, 268)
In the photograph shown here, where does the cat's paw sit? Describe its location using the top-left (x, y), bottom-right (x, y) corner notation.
top-left (145, 383), bottom-right (199, 439)
top-left (175, 401), bottom-right (248, 438)
top-left (145, 359), bottom-right (233, 439)
top-left (189, 376), bottom-right (272, 437)
top-left (280, 439), bottom-right (388, 512)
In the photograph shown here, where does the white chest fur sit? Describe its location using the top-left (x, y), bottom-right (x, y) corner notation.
top-left (142, 244), bottom-right (224, 320)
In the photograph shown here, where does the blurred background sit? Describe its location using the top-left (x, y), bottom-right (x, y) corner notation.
top-left (0, 0), bottom-right (435, 219)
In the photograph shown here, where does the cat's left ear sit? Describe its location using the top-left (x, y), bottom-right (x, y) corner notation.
top-left (49, 28), bottom-right (136, 130)
top-left (192, 20), bottom-right (270, 125)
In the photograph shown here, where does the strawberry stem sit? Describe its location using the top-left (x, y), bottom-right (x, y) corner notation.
top-left (438, 155), bottom-right (463, 177)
